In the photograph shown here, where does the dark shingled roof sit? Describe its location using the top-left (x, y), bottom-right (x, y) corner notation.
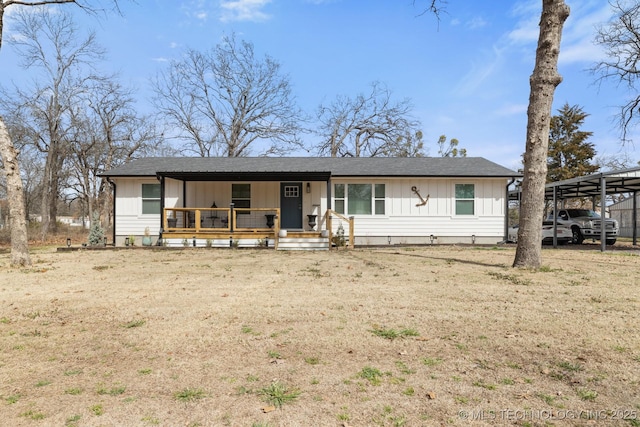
top-left (102, 157), bottom-right (520, 180)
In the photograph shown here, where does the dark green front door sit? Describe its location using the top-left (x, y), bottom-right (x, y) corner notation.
top-left (280, 182), bottom-right (302, 229)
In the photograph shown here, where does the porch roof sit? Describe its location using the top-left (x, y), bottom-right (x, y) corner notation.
top-left (102, 157), bottom-right (520, 181)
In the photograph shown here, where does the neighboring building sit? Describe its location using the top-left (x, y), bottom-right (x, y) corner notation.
top-left (610, 194), bottom-right (640, 238)
top-left (58, 216), bottom-right (91, 228)
top-left (101, 157), bottom-right (520, 249)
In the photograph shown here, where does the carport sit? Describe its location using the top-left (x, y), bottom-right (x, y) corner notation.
top-left (510, 166), bottom-right (640, 251)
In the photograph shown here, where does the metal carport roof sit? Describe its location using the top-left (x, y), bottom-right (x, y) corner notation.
top-left (510, 166), bottom-right (640, 250)
top-left (542, 167), bottom-right (640, 201)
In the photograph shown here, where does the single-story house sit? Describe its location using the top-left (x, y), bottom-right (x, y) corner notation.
top-left (101, 157), bottom-right (521, 249)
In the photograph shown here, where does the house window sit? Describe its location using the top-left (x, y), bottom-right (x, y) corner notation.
top-left (334, 184), bottom-right (345, 214)
top-left (455, 184), bottom-right (475, 215)
top-left (375, 184), bottom-right (385, 215)
top-left (141, 184), bottom-right (161, 215)
top-left (349, 184), bottom-right (372, 214)
top-left (334, 183), bottom-right (385, 215)
top-left (232, 183), bottom-right (251, 211)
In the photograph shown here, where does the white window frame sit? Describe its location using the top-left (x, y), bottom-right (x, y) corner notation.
top-left (141, 183), bottom-right (161, 215)
top-left (454, 183), bottom-right (475, 216)
top-left (333, 183), bottom-right (385, 216)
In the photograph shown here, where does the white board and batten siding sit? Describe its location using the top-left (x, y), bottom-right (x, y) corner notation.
top-left (113, 176), bottom-right (509, 245)
top-left (332, 177), bottom-right (508, 245)
top-left (112, 178), bottom-right (164, 240)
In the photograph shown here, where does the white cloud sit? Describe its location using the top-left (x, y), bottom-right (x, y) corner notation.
top-left (180, 0), bottom-right (210, 23)
top-left (507, 0), bottom-right (540, 46)
top-left (454, 45), bottom-right (505, 96)
top-left (506, 0), bottom-right (614, 64)
top-left (559, 1), bottom-right (613, 64)
top-left (467, 16), bottom-right (488, 30)
top-left (305, 0), bottom-right (341, 4)
top-left (219, 0), bottom-right (272, 23)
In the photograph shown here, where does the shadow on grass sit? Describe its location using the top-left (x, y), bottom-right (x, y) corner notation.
top-left (351, 247), bottom-right (511, 269)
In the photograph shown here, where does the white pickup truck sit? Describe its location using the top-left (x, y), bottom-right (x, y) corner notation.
top-left (548, 209), bottom-right (619, 245)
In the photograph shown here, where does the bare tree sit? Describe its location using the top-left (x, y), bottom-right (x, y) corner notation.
top-left (67, 78), bottom-right (163, 228)
top-left (413, 0), bottom-right (446, 18)
top-left (386, 129), bottom-right (426, 157)
top-left (594, 0), bottom-right (640, 142)
top-left (153, 33), bottom-right (303, 157)
top-left (597, 151), bottom-right (640, 204)
top-left (0, 102), bottom-right (44, 218)
top-left (513, 0), bottom-right (570, 268)
top-left (315, 81), bottom-right (422, 157)
top-left (0, 0), bottom-right (122, 267)
top-left (7, 7), bottom-right (105, 239)
top-left (436, 135), bottom-right (466, 157)
top-left (0, 119), bottom-right (30, 264)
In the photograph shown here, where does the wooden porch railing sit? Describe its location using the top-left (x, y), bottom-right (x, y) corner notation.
top-left (162, 207), bottom-right (353, 250)
top-left (163, 207), bottom-right (280, 233)
top-left (325, 209), bottom-right (355, 249)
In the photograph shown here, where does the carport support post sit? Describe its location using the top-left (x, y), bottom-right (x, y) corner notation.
top-left (633, 191), bottom-right (638, 246)
top-left (601, 176), bottom-right (606, 252)
top-left (552, 186), bottom-right (558, 247)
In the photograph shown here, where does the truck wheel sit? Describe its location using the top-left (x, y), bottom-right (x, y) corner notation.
top-left (571, 227), bottom-right (584, 244)
top-left (606, 239), bottom-right (616, 245)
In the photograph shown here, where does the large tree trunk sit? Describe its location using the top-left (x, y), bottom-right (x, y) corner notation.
top-left (513, 0), bottom-right (570, 268)
top-left (0, 116), bottom-right (32, 267)
top-left (40, 152), bottom-right (53, 240)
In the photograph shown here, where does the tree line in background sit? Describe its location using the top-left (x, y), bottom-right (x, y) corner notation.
top-left (0, 12), bottom-right (467, 241)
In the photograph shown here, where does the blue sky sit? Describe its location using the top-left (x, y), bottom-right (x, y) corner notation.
top-left (0, 0), bottom-right (636, 170)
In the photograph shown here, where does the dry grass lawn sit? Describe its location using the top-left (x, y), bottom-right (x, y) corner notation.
top-left (0, 244), bottom-right (639, 427)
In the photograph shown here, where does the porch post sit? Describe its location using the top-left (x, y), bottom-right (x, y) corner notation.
top-left (182, 181), bottom-right (187, 207)
top-left (107, 178), bottom-right (116, 246)
top-left (159, 175), bottom-right (165, 242)
top-left (229, 202), bottom-right (235, 232)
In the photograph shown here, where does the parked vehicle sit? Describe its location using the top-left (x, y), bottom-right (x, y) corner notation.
top-left (547, 209), bottom-right (618, 245)
top-left (508, 221), bottom-right (572, 245)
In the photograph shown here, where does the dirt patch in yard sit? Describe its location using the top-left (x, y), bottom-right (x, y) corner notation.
top-left (0, 244), bottom-right (639, 426)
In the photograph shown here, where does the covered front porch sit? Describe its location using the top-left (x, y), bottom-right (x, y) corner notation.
top-left (159, 206), bottom-right (353, 250)
top-left (153, 167), bottom-right (353, 250)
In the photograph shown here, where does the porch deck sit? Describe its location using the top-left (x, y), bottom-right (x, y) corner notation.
top-left (160, 207), bottom-right (352, 250)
